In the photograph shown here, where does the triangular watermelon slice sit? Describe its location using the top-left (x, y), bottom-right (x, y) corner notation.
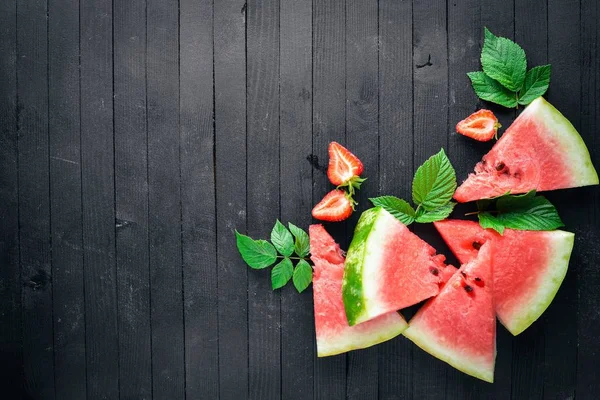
top-left (434, 219), bottom-right (575, 335)
top-left (403, 242), bottom-right (496, 383)
top-left (454, 97), bottom-right (598, 202)
top-left (309, 224), bottom-right (407, 357)
top-left (342, 207), bottom-right (457, 326)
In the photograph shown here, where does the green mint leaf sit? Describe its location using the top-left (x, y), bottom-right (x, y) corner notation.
top-left (271, 257), bottom-right (293, 290)
top-left (478, 212), bottom-right (505, 235)
top-left (497, 196), bottom-right (564, 231)
top-left (415, 203), bottom-right (455, 223)
top-left (412, 149), bottom-right (457, 211)
top-left (467, 71), bottom-right (518, 108)
top-left (518, 65), bottom-right (551, 105)
top-left (288, 222), bottom-right (310, 258)
top-left (476, 198), bottom-right (493, 211)
top-left (293, 259), bottom-right (313, 293)
top-left (496, 190), bottom-right (536, 211)
top-left (480, 27), bottom-right (527, 92)
top-left (235, 231), bottom-right (278, 269)
top-left (369, 196), bottom-right (415, 225)
top-left (271, 220), bottom-right (294, 257)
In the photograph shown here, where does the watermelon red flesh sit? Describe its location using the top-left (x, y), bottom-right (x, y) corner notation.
top-left (403, 242), bottom-right (496, 383)
top-left (309, 224), bottom-right (407, 357)
top-left (343, 207), bottom-right (457, 326)
top-left (454, 97), bottom-right (598, 202)
top-left (434, 219), bottom-right (574, 335)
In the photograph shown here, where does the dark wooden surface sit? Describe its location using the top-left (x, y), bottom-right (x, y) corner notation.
top-left (1, 0), bottom-right (599, 399)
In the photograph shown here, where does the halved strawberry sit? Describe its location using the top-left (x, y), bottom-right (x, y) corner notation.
top-left (327, 142), bottom-right (364, 186)
top-left (456, 109), bottom-right (501, 142)
top-left (312, 189), bottom-right (353, 222)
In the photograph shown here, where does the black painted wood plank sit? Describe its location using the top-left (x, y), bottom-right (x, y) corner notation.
top-left (48, 0), bottom-right (86, 398)
top-left (577, 1), bottom-right (600, 398)
top-left (80, 0), bottom-right (119, 397)
top-left (411, 0), bottom-right (449, 397)
top-left (279, 0), bottom-right (315, 399)
top-left (113, 0), bottom-right (152, 398)
top-left (146, 0), bottom-right (185, 397)
top-left (246, 0), bottom-right (281, 398)
top-left (377, 1), bottom-right (414, 399)
top-left (345, 0), bottom-right (379, 398)
top-left (16, 0), bottom-right (55, 397)
top-left (214, 0), bottom-right (248, 398)
top-left (512, 3), bottom-right (548, 399)
top-left (312, 0), bottom-right (347, 398)
top-left (0, 0), bottom-right (22, 396)
top-left (543, 2), bottom-right (581, 399)
top-left (179, 0), bottom-right (219, 398)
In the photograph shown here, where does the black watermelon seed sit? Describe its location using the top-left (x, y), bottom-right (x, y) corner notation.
top-left (472, 241), bottom-right (482, 250)
top-left (496, 162), bottom-right (505, 171)
top-left (474, 277), bottom-right (485, 287)
top-left (460, 271), bottom-right (467, 278)
top-left (464, 285), bottom-right (473, 293)
top-left (429, 267), bottom-right (439, 276)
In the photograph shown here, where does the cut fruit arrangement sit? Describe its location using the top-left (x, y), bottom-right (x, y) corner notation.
top-left (236, 28), bottom-right (598, 383)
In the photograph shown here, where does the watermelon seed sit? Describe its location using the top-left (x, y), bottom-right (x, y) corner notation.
top-left (429, 267), bottom-right (439, 276)
top-left (463, 285), bottom-right (473, 293)
top-left (474, 277), bottom-right (484, 287)
top-left (495, 162), bottom-right (505, 171)
top-left (460, 271), bottom-right (467, 278)
top-left (472, 241), bottom-right (482, 250)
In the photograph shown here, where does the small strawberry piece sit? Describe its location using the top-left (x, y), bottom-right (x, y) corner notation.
top-left (327, 141), bottom-right (364, 186)
top-left (312, 189), bottom-right (353, 222)
top-left (456, 109), bottom-right (501, 142)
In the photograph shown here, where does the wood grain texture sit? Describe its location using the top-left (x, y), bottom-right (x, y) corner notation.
top-left (214, 0), bottom-right (248, 398)
top-left (80, 0), bottom-right (119, 397)
top-left (313, 0), bottom-right (347, 398)
top-left (280, 0), bottom-right (315, 398)
top-left (113, 0), bottom-right (152, 397)
top-left (0, 0), bottom-right (22, 397)
top-left (246, 0), bottom-right (282, 398)
top-left (17, 0), bottom-right (55, 397)
top-left (48, 0), bottom-right (87, 397)
top-left (179, 0), bottom-right (219, 398)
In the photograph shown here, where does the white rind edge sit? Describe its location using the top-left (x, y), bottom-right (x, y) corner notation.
top-left (527, 97), bottom-right (599, 186)
top-left (317, 312), bottom-right (408, 357)
top-left (502, 230), bottom-right (575, 335)
top-left (403, 323), bottom-right (495, 383)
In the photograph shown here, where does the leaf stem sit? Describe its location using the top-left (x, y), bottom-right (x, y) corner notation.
top-left (277, 255), bottom-right (311, 261)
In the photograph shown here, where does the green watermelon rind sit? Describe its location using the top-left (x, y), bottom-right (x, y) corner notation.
top-left (403, 323), bottom-right (495, 383)
top-left (525, 97), bottom-right (599, 186)
top-left (342, 207), bottom-right (379, 326)
top-left (502, 230), bottom-right (575, 335)
top-left (317, 312), bottom-right (408, 357)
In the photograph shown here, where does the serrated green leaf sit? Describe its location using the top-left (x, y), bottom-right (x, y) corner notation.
top-left (412, 149), bottom-right (457, 211)
top-left (288, 222), bottom-right (310, 258)
top-left (518, 65), bottom-right (551, 105)
top-left (235, 231), bottom-right (278, 269)
top-left (271, 220), bottom-right (294, 257)
top-left (467, 71), bottom-right (518, 108)
top-left (271, 258), bottom-right (293, 290)
top-left (369, 196), bottom-right (416, 225)
top-left (293, 259), bottom-right (313, 293)
top-left (478, 212), bottom-right (505, 235)
top-left (497, 196), bottom-right (564, 231)
top-left (415, 203), bottom-right (455, 223)
top-left (481, 27), bottom-right (527, 91)
top-left (496, 190), bottom-right (536, 211)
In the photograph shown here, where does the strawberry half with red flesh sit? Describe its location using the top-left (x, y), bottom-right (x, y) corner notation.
top-left (456, 109), bottom-right (501, 142)
top-left (312, 189), bottom-right (354, 222)
top-left (327, 142), bottom-right (365, 194)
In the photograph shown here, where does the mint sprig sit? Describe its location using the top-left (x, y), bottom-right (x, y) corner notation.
top-left (370, 149), bottom-right (456, 226)
top-left (476, 190), bottom-right (564, 235)
top-left (468, 28), bottom-right (551, 108)
top-left (236, 221), bottom-right (313, 292)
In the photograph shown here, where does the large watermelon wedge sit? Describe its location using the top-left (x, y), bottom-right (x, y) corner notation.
top-left (403, 242), bottom-right (496, 383)
top-left (454, 97), bottom-right (598, 202)
top-left (434, 219), bottom-right (575, 335)
top-left (309, 224), bottom-right (407, 357)
top-left (342, 207), bottom-right (456, 326)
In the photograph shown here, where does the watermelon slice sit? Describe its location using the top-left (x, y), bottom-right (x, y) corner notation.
top-left (309, 224), bottom-right (407, 357)
top-left (454, 97), bottom-right (598, 202)
top-left (342, 207), bottom-right (456, 326)
top-left (403, 242), bottom-right (496, 383)
top-left (434, 219), bottom-right (575, 335)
